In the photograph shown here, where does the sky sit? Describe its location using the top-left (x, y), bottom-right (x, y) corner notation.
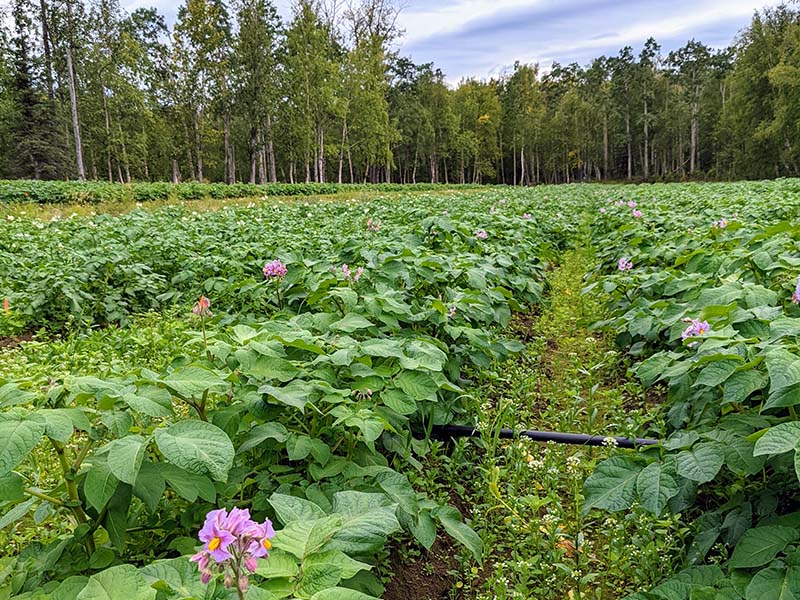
top-left (123, 0), bottom-right (784, 83)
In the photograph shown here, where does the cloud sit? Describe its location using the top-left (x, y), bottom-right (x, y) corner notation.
top-left (399, 0), bottom-right (783, 82)
top-left (119, 0), bottom-right (782, 84)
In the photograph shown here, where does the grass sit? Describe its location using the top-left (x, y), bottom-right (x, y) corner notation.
top-left (400, 246), bottom-right (688, 599)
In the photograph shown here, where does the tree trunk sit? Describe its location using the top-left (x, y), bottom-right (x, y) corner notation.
top-left (249, 126), bottom-right (257, 184)
top-left (412, 139), bottom-right (418, 184)
top-left (690, 98), bottom-right (699, 174)
top-left (184, 120), bottom-right (196, 180)
top-left (603, 111), bottom-right (609, 179)
top-left (223, 111), bottom-right (232, 184)
top-left (117, 122), bottom-right (130, 183)
top-left (64, 0), bottom-right (85, 180)
top-left (643, 98), bottom-right (649, 179)
top-left (193, 107), bottom-right (203, 181)
top-left (172, 159), bottom-right (180, 183)
top-left (625, 109), bottom-right (632, 180)
top-left (101, 85), bottom-right (113, 182)
top-left (512, 140), bottom-right (517, 185)
top-left (337, 117), bottom-right (346, 184)
top-left (39, 0), bottom-right (54, 100)
top-left (317, 125), bottom-right (325, 183)
top-left (266, 114), bottom-right (276, 182)
top-left (519, 146), bottom-right (525, 186)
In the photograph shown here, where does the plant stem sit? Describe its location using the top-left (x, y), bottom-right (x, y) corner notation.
top-left (24, 487), bottom-right (64, 506)
top-left (50, 438), bottom-right (95, 554)
top-left (72, 438), bottom-right (93, 472)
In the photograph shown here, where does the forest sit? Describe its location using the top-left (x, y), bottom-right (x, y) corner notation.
top-left (0, 0), bottom-right (799, 185)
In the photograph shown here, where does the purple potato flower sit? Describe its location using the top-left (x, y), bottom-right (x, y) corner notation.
top-left (475, 229), bottom-right (488, 240)
top-left (681, 318), bottom-right (710, 342)
top-left (792, 276), bottom-right (800, 304)
top-left (263, 259), bottom-right (287, 279)
top-left (192, 507), bottom-right (276, 594)
top-left (618, 257), bottom-right (633, 271)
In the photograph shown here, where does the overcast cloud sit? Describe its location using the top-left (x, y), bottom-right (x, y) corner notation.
top-left (122, 0), bottom-right (783, 83)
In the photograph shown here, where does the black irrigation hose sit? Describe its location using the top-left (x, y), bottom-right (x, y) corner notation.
top-left (431, 424), bottom-right (659, 449)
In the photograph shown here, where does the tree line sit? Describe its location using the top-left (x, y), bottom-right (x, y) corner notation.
top-left (1, 0), bottom-right (799, 185)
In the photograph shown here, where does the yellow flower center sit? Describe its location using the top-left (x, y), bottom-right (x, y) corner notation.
top-left (208, 537), bottom-right (221, 551)
top-left (263, 539), bottom-right (272, 550)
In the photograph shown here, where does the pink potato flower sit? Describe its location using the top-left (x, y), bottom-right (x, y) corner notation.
top-left (191, 507), bottom-right (276, 593)
top-left (681, 318), bottom-right (710, 345)
top-left (263, 259), bottom-right (287, 279)
top-left (792, 276), bottom-right (800, 304)
top-left (618, 257), bottom-right (633, 271)
top-left (475, 229), bottom-right (488, 240)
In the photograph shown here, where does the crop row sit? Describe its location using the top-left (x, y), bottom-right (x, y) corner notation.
top-left (0, 180), bottom-right (478, 205)
top-left (0, 188), bottom-right (575, 599)
top-left (584, 178), bottom-right (800, 598)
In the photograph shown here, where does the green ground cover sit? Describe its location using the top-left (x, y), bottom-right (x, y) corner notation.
top-left (2, 180), bottom-right (800, 599)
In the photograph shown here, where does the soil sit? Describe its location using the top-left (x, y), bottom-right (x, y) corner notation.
top-left (382, 537), bottom-right (460, 600)
top-left (0, 332), bottom-right (33, 349)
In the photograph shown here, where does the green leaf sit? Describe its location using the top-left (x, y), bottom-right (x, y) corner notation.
top-left (258, 381), bottom-right (312, 411)
top-left (754, 423), bottom-right (800, 456)
top-left (106, 435), bottom-right (148, 485)
top-left (724, 370), bottom-right (768, 404)
top-left (380, 389), bottom-right (417, 415)
top-left (269, 493), bottom-right (326, 524)
top-left (328, 491), bottom-right (400, 555)
top-left (0, 472), bottom-right (25, 502)
top-left (0, 497), bottom-right (36, 529)
top-left (162, 365), bottom-right (227, 399)
top-left (32, 409), bottom-right (74, 443)
top-left (583, 456), bottom-right (642, 512)
top-left (730, 526), bottom-right (799, 568)
top-left (133, 461), bottom-right (166, 513)
top-left (238, 422), bottom-right (289, 453)
top-left (330, 314), bottom-right (375, 333)
top-left (52, 577), bottom-right (90, 600)
top-left (0, 417), bottom-right (44, 476)
top-left (635, 462), bottom-right (679, 516)
top-left (766, 349), bottom-right (800, 393)
top-left (695, 360), bottom-right (740, 387)
top-left (140, 558), bottom-right (214, 599)
top-left (84, 462), bottom-right (120, 512)
top-left (373, 470), bottom-right (419, 515)
top-left (255, 550), bottom-right (300, 579)
top-left (770, 318), bottom-right (800, 338)
top-left (359, 339), bottom-right (405, 359)
top-left (309, 589), bottom-right (379, 600)
top-left (159, 463), bottom-right (216, 502)
top-left (245, 355), bottom-right (301, 383)
top-left (432, 505), bottom-right (482, 561)
top-left (635, 353), bottom-right (673, 386)
top-left (101, 411), bottom-right (132, 438)
top-left (123, 389), bottom-right (173, 418)
top-left (676, 443), bottom-right (724, 483)
top-left (0, 383), bottom-right (36, 408)
top-left (296, 550), bottom-right (372, 598)
top-left (764, 383), bottom-right (800, 411)
top-left (271, 515), bottom-right (343, 560)
top-left (154, 420), bottom-right (234, 482)
top-left (103, 483), bottom-right (132, 552)
top-left (745, 566), bottom-right (800, 600)
top-left (395, 371), bottom-right (438, 401)
top-left (76, 564), bottom-right (156, 600)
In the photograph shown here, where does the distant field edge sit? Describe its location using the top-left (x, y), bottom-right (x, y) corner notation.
top-left (0, 180), bottom-right (487, 205)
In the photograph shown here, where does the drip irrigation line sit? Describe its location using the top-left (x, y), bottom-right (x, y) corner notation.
top-left (431, 424), bottom-right (659, 449)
